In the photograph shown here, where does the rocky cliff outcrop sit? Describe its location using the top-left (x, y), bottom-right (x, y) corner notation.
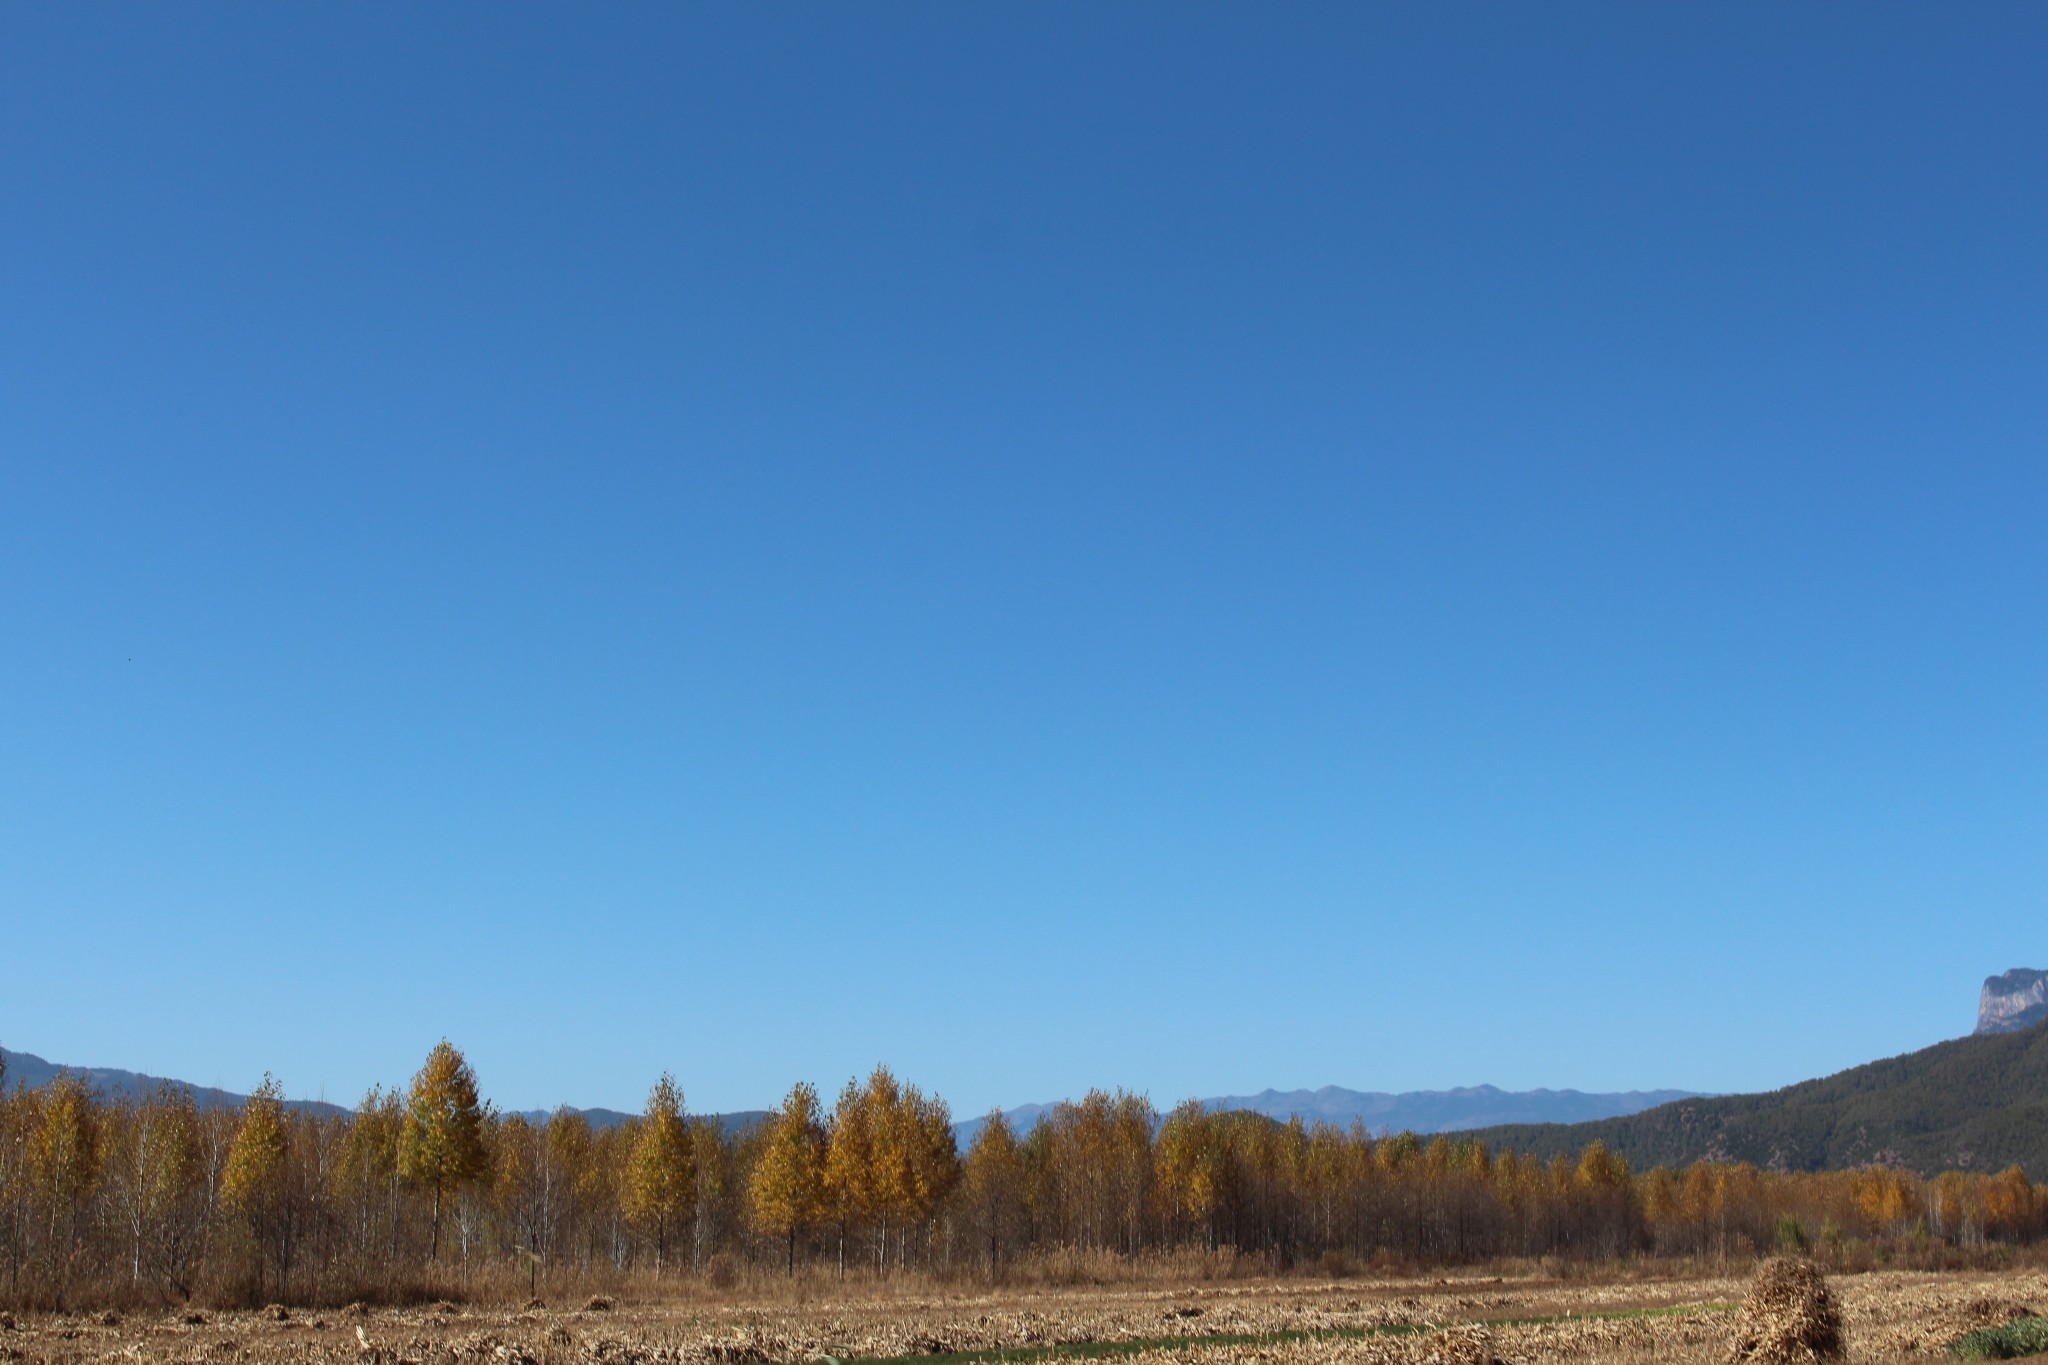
top-left (1976, 968), bottom-right (2048, 1035)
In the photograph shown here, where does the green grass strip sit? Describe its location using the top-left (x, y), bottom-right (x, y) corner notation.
top-left (1950, 1317), bottom-right (2048, 1361)
top-left (837, 1299), bottom-right (1737, 1365)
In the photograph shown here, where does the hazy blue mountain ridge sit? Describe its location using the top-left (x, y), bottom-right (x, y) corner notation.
top-left (4, 1046), bottom-right (1683, 1145)
top-left (949, 1084), bottom-right (1699, 1146)
top-left (0, 1047), bottom-right (350, 1119)
top-left (1209, 1084), bottom-right (1701, 1131)
top-left (0, 1048), bottom-right (766, 1134)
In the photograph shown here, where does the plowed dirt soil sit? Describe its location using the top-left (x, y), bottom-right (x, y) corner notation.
top-left (4, 1265), bottom-right (2041, 1365)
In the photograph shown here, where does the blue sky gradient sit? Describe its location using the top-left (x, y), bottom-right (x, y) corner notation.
top-left (3, 4), bottom-right (2044, 1117)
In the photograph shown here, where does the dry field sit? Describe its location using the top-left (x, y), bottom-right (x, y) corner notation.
top-left (4, 1266), bottom-right (2044, 1365)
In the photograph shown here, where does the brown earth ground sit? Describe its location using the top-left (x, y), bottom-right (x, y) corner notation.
top-left (3, 1266), bottom-right (2043, 1365)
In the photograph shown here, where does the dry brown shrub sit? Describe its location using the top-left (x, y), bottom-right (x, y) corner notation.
top-left (1728, 1258), bottom-right (1843, 1365)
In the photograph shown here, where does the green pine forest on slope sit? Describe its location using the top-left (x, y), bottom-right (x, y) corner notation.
top-left (1459, 1020), bottom-right (2048, 1175)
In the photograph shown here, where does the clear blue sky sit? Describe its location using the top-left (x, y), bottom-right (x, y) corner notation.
top-left (4, 4), bottom-right (2044, 1119)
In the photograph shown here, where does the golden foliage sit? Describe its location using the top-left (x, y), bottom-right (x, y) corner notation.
top-left (621, 1073), bottom-right (695, 1269)
top-left (29, 1072), bottom-right (101, 1213)
top-left (220, 1076), bottom-right (285, 1215)
top-left (399, 1040), bottom-right (487, 1259)
top-left (750, 1081), bottom-right (827, 1270)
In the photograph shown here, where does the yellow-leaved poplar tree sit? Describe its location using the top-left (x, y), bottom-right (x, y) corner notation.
top-left (30, 1071), bottom-right (101, 1277)
top-left (824, 1073), bottom-right (880, 1272)
top-left (891, 1080), bottom-right (958, 1266)
top-left (960, 1109), bottom-right (1024, 1273)
top-left (336, 1086), bottom-right (404, 1263)
top-left (621, 1073), bottom-right (694, 1271)
top-left (113, 1082), bottom-right (199, 1290)
top-left (221, 1075), bottom-right (290, 1295)
top-left (400, 1041), bottom-right (487, 1260)
top-left (749, 1081), bottom-right (826, 1273)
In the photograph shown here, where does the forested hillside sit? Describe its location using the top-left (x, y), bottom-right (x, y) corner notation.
top-left (1462, 1021), bottom-right (2048, 1174)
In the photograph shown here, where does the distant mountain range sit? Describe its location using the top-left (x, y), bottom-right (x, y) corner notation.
top-left (13, 968), bottom-right (2039, 1172)
top-left (0, 1047), bottom-right (352, 1119)
top-left (1212, 1083), bottom-right (1700, 1130)
top-left (951, 1084), bottom-right (1700, 1146)
top-left (0, 1048), bottom-right (766, 1134)
top-left (3, 1044), bottom-right (1690, 1145)
top-left (496, 1106), bottom-right (772, 1135)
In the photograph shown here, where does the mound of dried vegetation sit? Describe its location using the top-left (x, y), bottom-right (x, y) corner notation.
top-left (1727, 1258), bottom-right (1844, 1365)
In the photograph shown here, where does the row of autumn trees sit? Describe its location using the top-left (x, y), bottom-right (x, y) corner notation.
top-left (5, 1042), bottom-right (2047, 1309)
